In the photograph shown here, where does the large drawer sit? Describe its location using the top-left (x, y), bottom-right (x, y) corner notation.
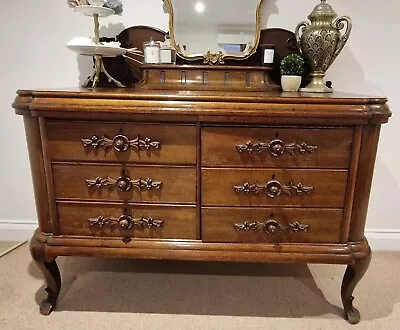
top-left (202, 168), bottom-right (348, 208)
top-left (52, 164), bottom-right (197, 204)
top-left (202, 207), bottom-right (343, 243)
top-left (57, 202), bottom-right (198, 239)
top-left (202, 127), bottom-right (353, 168)
top-left (47, 121), bottom-right (197, 165)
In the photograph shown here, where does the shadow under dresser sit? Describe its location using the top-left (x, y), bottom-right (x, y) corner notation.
top-left (13, 88), bottom-right (391, 324)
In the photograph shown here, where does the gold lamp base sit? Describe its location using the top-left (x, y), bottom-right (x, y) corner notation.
top-left (300, 73), bottom-right (333, 93)
top-left (83, 55), bottom-right (125, 88)
top-left (82, 14), bottom-right (125, 89)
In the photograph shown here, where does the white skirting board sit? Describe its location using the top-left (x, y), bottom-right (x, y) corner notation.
top-left (0, 220), bottom-right (399, 251)
top-left (0, 220), bottom-right (37, 242)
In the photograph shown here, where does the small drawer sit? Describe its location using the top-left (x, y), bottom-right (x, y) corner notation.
top-left (47, 121), bottom-right (197, 165)
top-left (53, 164), bottom-right (197, 204)
top-left (202, 207), bottom-right (343, 243)
top-left (57, 202), bottom-right (198, 239)
top-left (202, 127), bottom-right (353, 168)
top-left (202, 168), bottom-right (348, 208)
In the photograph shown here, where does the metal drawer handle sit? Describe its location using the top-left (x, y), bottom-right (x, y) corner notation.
top-left (234, 220), bottom-right (309, 234)
top-left (236, 139), bottom-right (317, 157)
top-left (86, 176), bottom-right (162, 192)
top-left (234, 179), bottom-right (314, 198)
top-left (81, 134), bottom-right (161, 152)
top-left (88, 214), bottom-right (164, 229)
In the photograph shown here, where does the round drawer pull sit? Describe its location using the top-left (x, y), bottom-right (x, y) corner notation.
top-left (264, 220), bottom-right (281, 234)
top-left (113, 135), bottom-right (130, 152)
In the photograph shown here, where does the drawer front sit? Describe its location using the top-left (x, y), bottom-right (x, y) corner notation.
top-left (202, 208), bottom-right (343, 243)
top-left (47, 122), bottom-right (197, 164)
top-left (202, 127), bottom-right (353, 168)
top-left (53, 164), bottom-right (197, 204)
top-left (57, 202), bottom-right (198, 239)
top-left (202, 169), bottom-right (348, 207)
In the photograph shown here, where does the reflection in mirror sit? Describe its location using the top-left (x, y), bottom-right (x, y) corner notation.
top-left (163, 0), bottom-right (263, 64)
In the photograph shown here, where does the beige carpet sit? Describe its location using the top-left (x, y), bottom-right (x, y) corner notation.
top-left (0, 241), bottom-right (19, 255)
top-left (0, 244), bottom-right (399, 330)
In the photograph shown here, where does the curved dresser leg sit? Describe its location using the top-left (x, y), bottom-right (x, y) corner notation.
top-left (341, 244), bottom-right (371, 324)
top-left (30, 231), bottom-right (61, 315)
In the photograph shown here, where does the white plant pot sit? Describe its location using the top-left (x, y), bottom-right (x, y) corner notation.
top-left (281, 75), bottom-right (302, 92)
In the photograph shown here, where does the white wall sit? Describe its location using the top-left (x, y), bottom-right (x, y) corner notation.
top-left (1, 0), bottom-right (399, 249)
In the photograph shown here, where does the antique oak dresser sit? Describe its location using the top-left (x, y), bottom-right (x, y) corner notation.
top-left (13, 85), bottom-right (390, 323)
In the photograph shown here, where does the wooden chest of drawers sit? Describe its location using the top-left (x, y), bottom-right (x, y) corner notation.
top-left (13, 89), bottom-right (391, 324)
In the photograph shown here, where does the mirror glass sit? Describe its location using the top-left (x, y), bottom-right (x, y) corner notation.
top-left (164, 0), bottom-right (263, 62)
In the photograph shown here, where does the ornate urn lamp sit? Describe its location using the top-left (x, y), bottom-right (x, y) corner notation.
top-left (295, 0), bottom-right (352, 93)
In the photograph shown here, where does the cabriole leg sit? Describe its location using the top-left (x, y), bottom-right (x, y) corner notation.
top-left (30, 232), bottom-right (61, 315)
top-left (341, 246), bottom-right (371, 324)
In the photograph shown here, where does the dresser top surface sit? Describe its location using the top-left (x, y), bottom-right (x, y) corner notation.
top-left (16, 88), bottom-right (388, 105)
top-left (13, 88), bottom-right (391, 125)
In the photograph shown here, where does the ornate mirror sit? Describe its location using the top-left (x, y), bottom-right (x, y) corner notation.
top-left (163, 0), bottom-right (263, 64)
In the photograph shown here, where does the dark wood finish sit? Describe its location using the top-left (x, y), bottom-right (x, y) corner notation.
top-left (46, 121), bottom-right (197, 165)
top-left (349, 125), bottom-right (382, 241)
top-left (202, 207), bottom-right (342, 243)
top-left (39, 118), bottom-right (60, 235)
top-left (23, 116), bottom-right (52, 233)
top-left (341, 126), bottom-right (363, 243)
top-left (30, 232), bottom-right (61, 315)
top-left (13, 87), bottom-right (390, 324)
top-left (341, 244), bottom-right (371, 324)
top-left (139, 65), bottom-right (278, 91)
top-left (202, 127), bottom-right (353, 168)
top-left (52, 164), bottom-right (196, 203)
top-left (100, 26), bottom-right (166, 87)
top-left (202, 168), bottom-right (348, 207)
top-left (57, 202), bottom-right (197, 239)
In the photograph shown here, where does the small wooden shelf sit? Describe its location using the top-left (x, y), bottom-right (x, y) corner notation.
top-left (138, 65), bottom-right (279, 91)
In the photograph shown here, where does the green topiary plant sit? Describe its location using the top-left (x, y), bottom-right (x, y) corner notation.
top-left (280, 54), bottom-right (305, 76)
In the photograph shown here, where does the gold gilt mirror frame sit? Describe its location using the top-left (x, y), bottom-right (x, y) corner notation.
top-left (162, 0), bottom-right (264, 65)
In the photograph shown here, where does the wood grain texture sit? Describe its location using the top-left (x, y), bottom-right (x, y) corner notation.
top-left (202, 126), bottom-right (353, 168)
top-left (13, 86), bottom-right (390, 322)
top-left (340, 126), bottom-right (362, 243)
top-left (202, 207), bottom-right (343, 243)
top-left (23, 116), bottom-right (52, 233)
top-left (349, 125), bottom-right (382, 241)
top-left (139, 65), bottom-right (278, 91)
top-left (57, 202), bottom-right (198, 239)
top-left (202, 168), bottom-right (348, 207)
top-left (46, 121), bottom-right (197, 165)
top-left (52, 164), bottom-right (196, 204)
top-left (39, 118), bottom-right (60, 235)
top-left (12, 89), bottom-right (391, 125)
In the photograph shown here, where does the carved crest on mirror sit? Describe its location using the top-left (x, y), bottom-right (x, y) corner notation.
top-left (162, 0), bottom-right (263, 64)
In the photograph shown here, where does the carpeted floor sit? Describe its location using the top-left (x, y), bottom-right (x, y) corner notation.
top-left (0, 241), bottom-right (19, 255)
top-left (0, 244), bottom-right (399, 330)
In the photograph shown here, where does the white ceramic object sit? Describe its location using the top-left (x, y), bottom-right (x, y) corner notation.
top-left (67, 44), bottom-right (126, 57)
top-left (74, 5), bottom-right (114, 17)
top-left (102, 41), bottom-right (121, 48)
top-left (281, 75), bottom-right (302, 92)
top-left (67, 37), bottom-right (95, 46)
top-left (87, 0), bottom-right (106, 6)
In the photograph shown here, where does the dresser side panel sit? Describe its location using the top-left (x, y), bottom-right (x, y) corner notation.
top-left (23, 116), bottom-right (51, 233)
top-left (349, 125), bottom-right (381, 241)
